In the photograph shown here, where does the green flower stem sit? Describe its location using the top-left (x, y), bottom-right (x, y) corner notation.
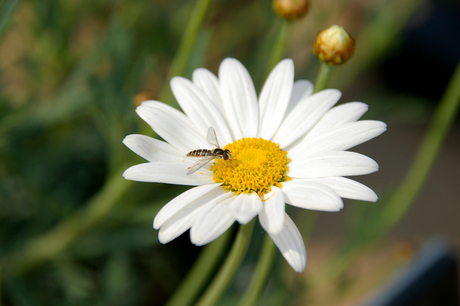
top-left (376, 60), bottom-right (460, 233)
top-left (238, 234), bottom-right (276, 306)
top-left (314, 62), bottom-right (332, 92)
top-left (165, 229), bottom-right (232, 306)
top-left (196, 220), bottom-right (256, 306)
top-left (158, 0), bottom-right (214, 108)
top-left (2, 167), bottom-right (133, 277)
top-left (267, 20), bottom-right (289, 74)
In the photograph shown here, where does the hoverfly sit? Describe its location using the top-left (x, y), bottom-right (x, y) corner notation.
top-left (186, 127), bottom-right (231, 175)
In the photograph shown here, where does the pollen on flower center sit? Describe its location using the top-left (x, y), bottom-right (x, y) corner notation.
top-left (211, 137), bottom-right (290, 197)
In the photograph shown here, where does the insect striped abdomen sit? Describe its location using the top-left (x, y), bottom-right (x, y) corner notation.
top-left (187, 149), bottom-right (213, 157)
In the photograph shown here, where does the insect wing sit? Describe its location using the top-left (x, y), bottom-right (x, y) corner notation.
top-left (206, 127), bottom-right (220, 148)
top-left (187, 156), bottom-right (214, 175)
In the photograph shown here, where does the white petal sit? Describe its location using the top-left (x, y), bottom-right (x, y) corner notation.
top-left (192, 68), bottom-right (224, 114)
top-left (158, 202), bottom-right (210, 244)
top-left (288, 151), bottom-right (379, 178)
top-left (306, 102), bottom-right (370, 139)
top-left (123, 162), bottom-right (214, 186)
top-left (258, 59), bottom-right (294, 140)
top-left (289, 120), bottom-right (387, 160)
top-left (282, 180), bottom-right (343, 211)
top-left (154, 184), bottom-right (224, 229)
top-left (123, 135), bottom-right (183, 162)
top-left (158, 191), bottom-right (230, 243)
top-left (313, 177), bottom-right (378, 202)
top-left (285, 80), bottom-right (314, 117)
top-left (258, 187), bottom-right (285, 235)
top-left (228, 192), bottom-right (263, 224)
top-left (219, 58), bottom-right (258, 139)
top-left (136, 101), bottom-right (208, 152)
top-left (190, 197), bottom-right (235, 246)
top-left (171, 77), bottom-right (233, 145)
top-left (261, 213), bottom-right (306, 273)
top-left (273, 89), bottom-right (341, 148)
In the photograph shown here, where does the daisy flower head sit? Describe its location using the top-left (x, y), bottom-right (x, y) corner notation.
top-left (123, 58), bottom-right (386, 273)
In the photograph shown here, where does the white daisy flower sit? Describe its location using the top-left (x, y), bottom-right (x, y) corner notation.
top-left (123, 58), bottom-right (386, 273)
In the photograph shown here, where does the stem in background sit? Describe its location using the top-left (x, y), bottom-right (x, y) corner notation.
top-left (2, 167), bottom-right (133, 277)
top-left (376, 60), bottom-right (460, 233)
top-left (158, 0), bottom-right (214, 107)
top-left (238, 234), bottom-right (276, 306)
top-left (314, 62), bottom-right (332, 92)
top-left (196, 220), bottom-right (256, 306)
top-left (165, 229), bottom-right (232, 306)
top-left (267, 20), bottom-right (289, 74)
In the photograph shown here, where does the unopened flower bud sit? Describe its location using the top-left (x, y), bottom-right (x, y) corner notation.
top-left (313, 25), bottom-right (355, 65)
top-left (272, 0), bottom-right (310, 21)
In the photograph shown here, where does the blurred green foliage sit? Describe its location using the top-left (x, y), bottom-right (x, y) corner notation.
top-left (0, 0), bottom-right (435, 305)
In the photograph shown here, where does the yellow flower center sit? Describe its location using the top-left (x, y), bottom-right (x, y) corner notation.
top-left (211, 137), bottom-right (290, 197)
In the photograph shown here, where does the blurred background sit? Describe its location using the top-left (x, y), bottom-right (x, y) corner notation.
top-left (0, 0), bottom-right (459, 305)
